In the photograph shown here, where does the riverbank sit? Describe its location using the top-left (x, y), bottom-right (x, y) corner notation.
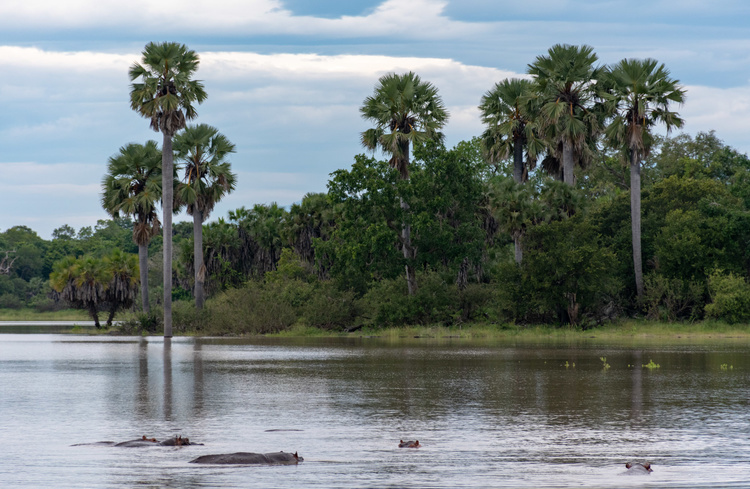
top-left (0, 309), bottom-right (90, 321)
top-left (275, 320), bottom-right (750, 341)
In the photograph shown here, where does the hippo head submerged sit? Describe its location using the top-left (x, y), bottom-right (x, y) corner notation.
top-left (398, 440), bottom-right (420, 448)
top-left (624, 462), bottom-right (653, 474)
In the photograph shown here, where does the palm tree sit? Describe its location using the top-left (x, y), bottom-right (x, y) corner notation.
top-left (488, 179), bottom-right (535, 264)
top-left (129, 42), bottom-right (207, 337)
top-left (479, 78), bottom-right (545, 263)
top-left (174, 124), bottom-right (237, 309)
top-left (103, 249), bottom-right (140, 327)
top-left (50, 255), bottom-right (108, 329)
top-left (101, 141), bottom-right (162, 314)
top-left (527, 44), bottom-right (601, 186)
top-left (284, 192), bottom-right (337, 274)
top-left (601, 58), bottom-right (685, 299)
top-left (479, 78), bottom-right (545, 183)
top-left (360, 72), bottom-right (449, 295)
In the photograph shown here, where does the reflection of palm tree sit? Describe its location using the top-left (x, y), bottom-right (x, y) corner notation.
top-left (528, 44), bottom-right (600, 185)
top-left (601, 58), bottom-right (685, 299)
top-left (101, 141), bottom-right (162, 313)
top-left (174, 124), bottom-right (237, 309)
top-left (129, 41), bottom-right (207, 337)
top-left (360, 72), bottom-right (448, 295)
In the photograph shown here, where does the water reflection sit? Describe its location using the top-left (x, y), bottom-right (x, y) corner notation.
top-left (0, 334), bottom-right (749, 488)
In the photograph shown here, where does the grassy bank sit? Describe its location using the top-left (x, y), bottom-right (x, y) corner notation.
top-left (0, 308), bottom-right (90, 321)
top-left (267, 319), bottom-right (750, 342)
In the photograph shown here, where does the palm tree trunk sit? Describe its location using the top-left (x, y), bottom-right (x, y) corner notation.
top-left (513, 138), bottom-right (524, 184)
top-left (88, 305), bottom-right (101, 329)
top-left (193, 209), bottom-right (205, 310)
top-left (400, 196), bottom-right (417, 296)
top-left (562, 139), bottom-right (575, 186)
top-left (162, 132), bottom-right (174, 338)
top-left (514, 234), bottom-right (523, 265)
top-left (630, 150), bottom-right (644, 300)
top-left (138, 243), bottom-right (150, 314)
top-left (398, 141), bottom-right (417, 296)
top-left (106, 307), bottom-right (116, 327)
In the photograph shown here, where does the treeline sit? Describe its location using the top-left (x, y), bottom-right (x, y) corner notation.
top-left (3, 131), bottom-right (750, 331)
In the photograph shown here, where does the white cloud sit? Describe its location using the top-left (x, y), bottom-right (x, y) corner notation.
top-left (681, 84), bottom-right (750, 155)
top-left (0, 0), bottom-right (479, 39)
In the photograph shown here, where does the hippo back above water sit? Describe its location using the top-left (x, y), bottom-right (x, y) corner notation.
top-left (189, 451), bottom-right (303, 465)
top-left (73, 436), bottom-right (201, 448)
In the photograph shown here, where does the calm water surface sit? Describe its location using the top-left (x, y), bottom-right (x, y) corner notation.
top-left (0, 334), bottom-right (749, 488)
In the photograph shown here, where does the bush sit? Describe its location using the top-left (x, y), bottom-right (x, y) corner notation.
top-left (705, 270), bottom-right (750, 324)
top-left (0, 293), bottom-right (22, 309)
top-left (302, 280), bottom-right (359, 330)
top-left (359, 271), bottom-right (459, 326)
top-left (643, 273), bottom-right (705, 321)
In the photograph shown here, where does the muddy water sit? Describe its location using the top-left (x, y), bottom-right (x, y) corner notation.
top-left (0, 334), bottom-right (749, 488)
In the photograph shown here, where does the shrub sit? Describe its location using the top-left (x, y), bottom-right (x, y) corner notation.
top-left (643, 273), bottom-right (705, 321)
top-left (0, 293), bottom-right (22, 309)
top-left (359, 271), bottom-right (459, 326)
top-left (705, 270), bottom-right (750, 324)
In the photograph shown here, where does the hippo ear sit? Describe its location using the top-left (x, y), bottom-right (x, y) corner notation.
top-left (400, 440), bottom-right (404, 443)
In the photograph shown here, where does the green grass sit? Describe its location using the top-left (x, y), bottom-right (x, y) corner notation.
top-left (0, 308), bottom-right (90, 321)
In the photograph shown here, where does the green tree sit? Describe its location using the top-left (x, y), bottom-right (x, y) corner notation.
top-left (284, 192), bottom-right (338, 277)
top-left (527, 44), bottom-right (601, 185)
top-left (103, 249), bottom-right (140, 327)
top-left (229, 204), bottom-right (288, 278)
top-left (50, 255), bottom-right (108, 328)
top-left (479, 78), bottom-right (544, 183)
top-left (601, 58), bottom-right (685, 300)
top-left (129, 41), bottom-right (207, 337)
top-left (174, 123), bottom-right (237, 309)
top-left (101, 141), bottom-right (163, 313)
top-left (360, 72), bottom-right (449, 295)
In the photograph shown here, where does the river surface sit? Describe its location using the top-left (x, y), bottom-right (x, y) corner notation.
top-left (0, 333), bottom-right (749, 488)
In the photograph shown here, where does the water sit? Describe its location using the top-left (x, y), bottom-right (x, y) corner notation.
top-left (1, 334), bottom-right (749, 488)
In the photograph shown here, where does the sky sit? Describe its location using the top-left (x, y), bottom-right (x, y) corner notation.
top-left (1, 0), bottom-right (749, 239)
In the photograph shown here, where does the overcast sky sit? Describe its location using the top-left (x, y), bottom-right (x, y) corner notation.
top-left (2, 0), bottom-right (749, 238)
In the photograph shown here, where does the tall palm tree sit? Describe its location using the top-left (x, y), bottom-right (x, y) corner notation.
top-left (360, 72), bottom-right (449, 295)
top-left (601, 58), bottom-right (685, 299)
top-left (101, 141), bottom-right (162, 314)
top-left (129, 42), bottom-right (207, 337)
top-left (527, 44), bottom-right (601, 186)
top-left (479, 78), bottom-right (545, 263)
top-left (174, 124), bottom-right (237, 309)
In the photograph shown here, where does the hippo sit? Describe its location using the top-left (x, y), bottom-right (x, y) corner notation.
top-left (398, 440), bottom-right (420, 448)
top-left (189, 451), bottom-right (303, 465)
top-left (73, 435), bottom-right (202, 447)
top-left (622, 462), bottom-right (652, 475)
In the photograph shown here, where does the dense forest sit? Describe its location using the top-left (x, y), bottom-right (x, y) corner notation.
top-left (2, 130), bottom-right (749, 332)
top-left (3, 43), bottom-right (750, 333)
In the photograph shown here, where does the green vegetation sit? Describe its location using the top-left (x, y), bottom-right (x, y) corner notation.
top-left (3, 43), bottom-right (750, 337)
